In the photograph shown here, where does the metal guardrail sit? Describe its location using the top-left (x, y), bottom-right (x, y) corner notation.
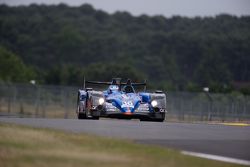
top-left (0, 83), bottom-right (249, 121)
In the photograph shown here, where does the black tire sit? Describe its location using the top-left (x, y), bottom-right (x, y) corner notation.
top-left (140, 118), bottom-right (164, 122)
top-left (78, 113), bottom-right (87, 119)
top-left (92, 116), bottom-right (99, 120)
top-left (77, 105), bottom-right (87, 119)
top-left (153, 118), bottom-right (165, 122)
top-left (152, 113), bottom-right (165, 122)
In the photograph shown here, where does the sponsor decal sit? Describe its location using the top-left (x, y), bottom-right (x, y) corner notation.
top-left (121, 101), bottom-right (134, 108)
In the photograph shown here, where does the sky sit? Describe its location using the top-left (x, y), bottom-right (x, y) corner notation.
top-left (1, 0), bottom-right (250, 17)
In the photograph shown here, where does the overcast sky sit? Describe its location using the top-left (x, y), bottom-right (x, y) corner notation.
top-left (1, 0), bottom-right (250, 17)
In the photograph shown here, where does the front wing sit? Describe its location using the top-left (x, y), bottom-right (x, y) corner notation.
top-left (101, 102), bottom-right (165, 120)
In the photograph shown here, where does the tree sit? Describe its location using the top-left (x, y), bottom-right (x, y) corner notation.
top-left (0, 4), bottom-right (250, 93)
top-left (0, 46), bottom-right (35, 82)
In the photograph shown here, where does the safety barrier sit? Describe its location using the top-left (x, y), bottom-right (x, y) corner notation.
top-left (0, 83), bottom-right (249, 121)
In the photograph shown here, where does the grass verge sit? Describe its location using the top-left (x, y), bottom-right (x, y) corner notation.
top-left (0, 123), bottom-right (245, 167)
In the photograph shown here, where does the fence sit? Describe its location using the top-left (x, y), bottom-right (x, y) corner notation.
top-left (0, 83), bottom-right (249, 122)
top-left (167, 91), bottom-right (250, 122)
top-left (0, 84), bottom-right (77, 119)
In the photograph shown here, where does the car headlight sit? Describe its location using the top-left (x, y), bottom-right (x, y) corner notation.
top-left (151, 100), bottom-right (158, 107)
top-left (98, 98), bottom-right (105, 105)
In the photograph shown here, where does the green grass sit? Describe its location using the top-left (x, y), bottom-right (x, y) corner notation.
top-left (0, 123), bottom-right (245, 167)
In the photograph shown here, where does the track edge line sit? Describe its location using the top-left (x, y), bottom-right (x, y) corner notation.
top-left (181, 151), bottom-right (250, 166)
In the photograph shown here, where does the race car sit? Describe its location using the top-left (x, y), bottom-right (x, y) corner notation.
top-left (76, 78), bottom-right (166, 122)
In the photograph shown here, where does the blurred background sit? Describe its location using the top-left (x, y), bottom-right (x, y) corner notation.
top-left (0, 0), bottom-right (250, 121)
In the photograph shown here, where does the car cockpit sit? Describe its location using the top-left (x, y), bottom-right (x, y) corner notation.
top-left (123, 85), bottom-right (135, 93)
top-left (123, 79), bottom-right (135, 93)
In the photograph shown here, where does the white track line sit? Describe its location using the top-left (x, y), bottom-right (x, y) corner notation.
top-left (181, 151), bottom-right (250, 166)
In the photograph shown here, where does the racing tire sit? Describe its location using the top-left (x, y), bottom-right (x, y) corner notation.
top-left (139, 118), bottom-right (150, 122)
top-left (77, 105), bottom-right (87, 119)
top-left (140, 118), bottom-right (164, 122)
top-left (153, 119), bottom-right (165, 122)
top-left (92, 116), bottom-right (100, 120)
top-left (77, 113), bottom-right (87, 119)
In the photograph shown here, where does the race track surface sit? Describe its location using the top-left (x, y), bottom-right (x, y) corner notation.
top-left (0, 118), bottom-right (249, 161)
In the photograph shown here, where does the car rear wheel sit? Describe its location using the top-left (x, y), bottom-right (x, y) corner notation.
top-left (77, 105), bottom-right (87, 119)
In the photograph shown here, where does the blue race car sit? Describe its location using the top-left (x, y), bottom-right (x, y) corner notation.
top-left (76, 78), bottom-right (166, 122)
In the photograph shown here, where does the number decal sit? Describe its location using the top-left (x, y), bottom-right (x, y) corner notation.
top-left (121, 101), bottom-right (134, 108)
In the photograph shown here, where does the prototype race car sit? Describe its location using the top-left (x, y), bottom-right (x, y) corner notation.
top-left (76, 78), bottom-right (166, 122)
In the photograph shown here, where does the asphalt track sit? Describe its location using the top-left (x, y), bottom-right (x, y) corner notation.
top-left (0, 118), bottom-right (249, 161)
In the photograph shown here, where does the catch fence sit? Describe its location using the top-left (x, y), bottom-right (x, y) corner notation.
top-left (0, 83), bottom-right (249, 122)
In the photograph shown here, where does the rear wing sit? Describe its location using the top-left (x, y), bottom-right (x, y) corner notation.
top-left (86, 81), bottom-right (111, 85)
top-left (83, 77), bottom-right (147, 91)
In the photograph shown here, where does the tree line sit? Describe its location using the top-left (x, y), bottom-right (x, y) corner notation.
top-left (0, 4), bottom-right (250, 93)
